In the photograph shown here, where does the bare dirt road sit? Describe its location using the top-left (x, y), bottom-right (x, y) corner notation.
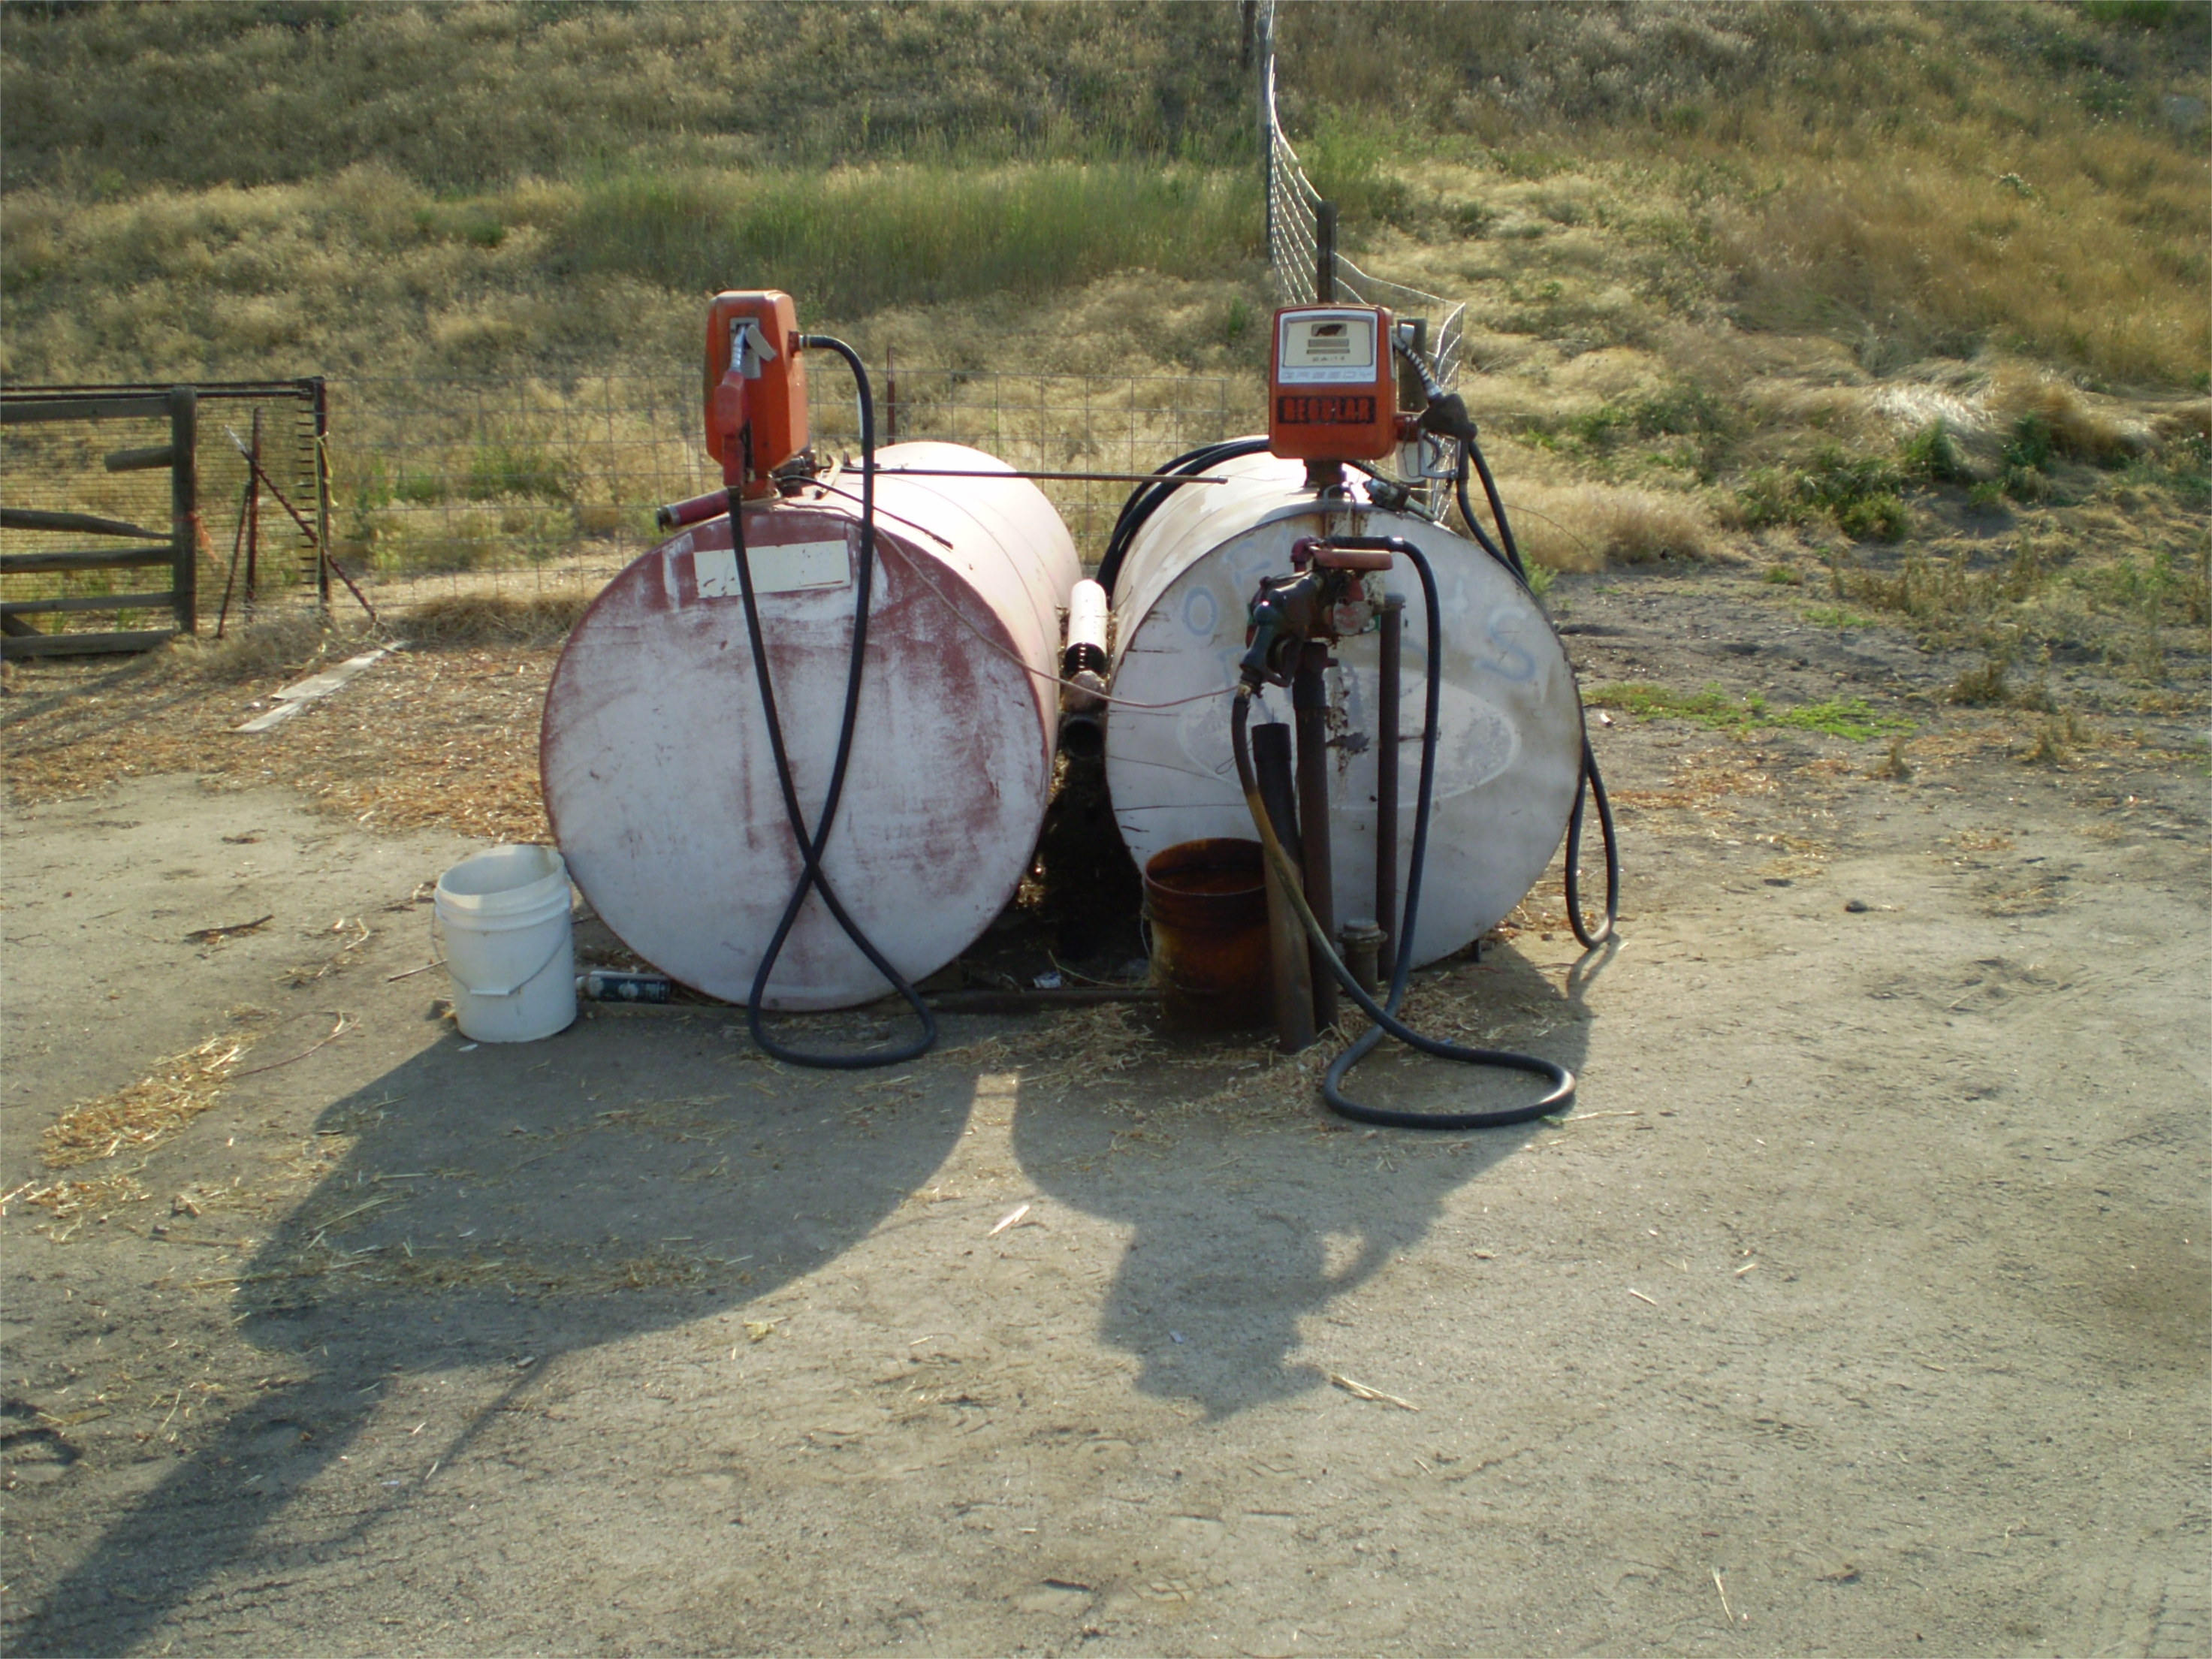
top-left (3, 561), bottom-right (2206, 1657)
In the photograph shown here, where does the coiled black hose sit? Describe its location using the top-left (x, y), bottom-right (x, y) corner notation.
top-left (1231, 532), bottom-right (1574, 1130)
top-left (728, 333), bottom-right (936, 1069)
top-left (1096, 436), bottom-right (1274, 596)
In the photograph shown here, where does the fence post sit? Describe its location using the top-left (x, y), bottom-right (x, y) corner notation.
top-left (1315, 201), bottom-right (1337, 303)
top-left (167, 385), bottom-right (198, 636)
top-left (246, 406), bottom-right (262, 608)
top-left (885, 344), bottom-right (899, 445)
top-left (311, 377), bottom-right (331, 612)
top-left (1258, 38), bottom-right (1274, 274)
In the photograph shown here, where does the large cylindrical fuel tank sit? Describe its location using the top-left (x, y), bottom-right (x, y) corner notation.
top-left (542, 442), bottom-right (1079, 1009)
top-left (1104, 452), bottom-right (1581, 970)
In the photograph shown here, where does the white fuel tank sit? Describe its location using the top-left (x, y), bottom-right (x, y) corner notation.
top-left (1104, 452), bottom-right (1582, 969)
top-left (542, 442), bottom-right (1079, 1009)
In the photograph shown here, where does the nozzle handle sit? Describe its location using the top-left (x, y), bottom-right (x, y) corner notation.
top-left (655, 489), bottom-right (728, 532)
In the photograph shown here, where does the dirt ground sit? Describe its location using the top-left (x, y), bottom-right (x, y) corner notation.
top-left (2, 557), bottom-right (2206, 1657)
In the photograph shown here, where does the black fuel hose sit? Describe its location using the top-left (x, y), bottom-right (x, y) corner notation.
top-left (1097, 436), bottom-right (1273, 596)
top-left (1565, 732), bottom-right (1619, 949)
top-left (728, 333), bottom-right (935, 1069)
top-left (1452, 442), bottom-right (1619, 949)
top-left (1233, 534), bottom-right (1574, 1130)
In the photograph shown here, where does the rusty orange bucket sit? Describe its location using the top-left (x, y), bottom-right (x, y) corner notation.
top-left (1142, 838), bottom-right (1272, 1033)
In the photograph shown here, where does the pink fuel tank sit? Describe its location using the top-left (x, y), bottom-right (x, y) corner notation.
top-left (541, 442), bottom-right (1079, 1010)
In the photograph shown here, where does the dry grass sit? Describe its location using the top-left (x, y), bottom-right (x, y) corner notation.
top-left (1989, 373), bottom-right (2155, 466)
top-left (165, 612), bottom-right (377, 683)
top-left (1502, 480), bottom-right (1719, 572)
top-left (39, 1033), bottom-right (252, 1169)
top-left (402, 592), bottom-right (592, 647)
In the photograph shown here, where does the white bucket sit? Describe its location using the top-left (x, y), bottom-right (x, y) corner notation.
top-left (435, 845), bottom-right (577, 1042)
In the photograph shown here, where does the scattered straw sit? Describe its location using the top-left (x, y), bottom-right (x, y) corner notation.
top-left (1326, 1371), bottom-right (1420, 1410)
top-left (2, 1170), bottom-right (151, 1223)
top-left (3, 630), bottom-right (559, 843)
top-left (41, 1033), bottom-right (252, 1169)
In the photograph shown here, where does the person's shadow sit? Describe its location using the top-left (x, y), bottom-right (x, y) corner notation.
top-left (14, 1015), bottom-right (973, 1655)
top-left (1011, 939), bottom-right (1603, 1418)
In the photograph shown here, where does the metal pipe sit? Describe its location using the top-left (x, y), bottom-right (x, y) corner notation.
top-left (659, 472), bottom-right (1228, 530)
top-left (1375, 593), bottom-right (1402, 984)
top-left (1062, 579), bottom-right (1109, 690)
top-left (1292, 641), bottom-right (1338, 1030)
top-left (1339, 919), bottom-right (1384, 997)
top-left (1253, 721), bottom-right (1314, 1053)
top-left (862, 469), bottom-right (1232, 484)
top-left (1057, 577), bottom-right (1111, 757)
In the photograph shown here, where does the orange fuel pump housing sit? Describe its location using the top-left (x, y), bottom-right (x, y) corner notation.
top-left (704, 291), bottom-right (807, 496)
top-left (1267, 303), bottom-right (1399, 463)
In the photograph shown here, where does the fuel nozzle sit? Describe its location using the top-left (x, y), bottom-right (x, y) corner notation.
top-left (1239, 569), bottom-right (1324, 688)
top-left (1239, 538), bottom-right (1399, 688)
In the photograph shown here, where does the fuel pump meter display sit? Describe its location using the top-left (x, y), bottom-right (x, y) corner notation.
top-left (1268, 304), bottom-right (1398, 461)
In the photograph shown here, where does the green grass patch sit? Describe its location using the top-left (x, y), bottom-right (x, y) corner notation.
top-left (1770, 697), bottom-right (1914, 742)
top-left (1737, 445), bottom-right (1911, 541)
top-left (1801, 604), bottom-right (1884, 629)
top-left (566, 163), bottom-right (1260, 318)
top-left (1586, 682), bottom-right (1768, 730)
top-left (1587, 681), bottom-right (1912, 741)
top-left (1898, 419), bottom-right (1974, 485)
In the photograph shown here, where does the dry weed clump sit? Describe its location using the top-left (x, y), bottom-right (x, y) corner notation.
top-left (1504, 481), bottom-right (1716, 572)
top-left (164, 612), bottom-right (375, 684)
top-left (403, 591), bottom-right (592, 647)
top-left (40, 1033), bottom-right (252, 1169)
top-left (1990, 373), bottom-right (2152, 467)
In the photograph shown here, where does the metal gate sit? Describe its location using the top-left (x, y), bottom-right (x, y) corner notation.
top-left (0, 379), bottom-right (328, 657)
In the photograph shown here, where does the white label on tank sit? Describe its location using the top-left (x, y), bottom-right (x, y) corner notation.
top-left (694, 538), bottom-right (850, 599)
top-left (1277, 309), bottom-right (1378, 385)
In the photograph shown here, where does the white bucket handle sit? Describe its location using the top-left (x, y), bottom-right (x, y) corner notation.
top-left (432, 909), bottom-right (572, 1000)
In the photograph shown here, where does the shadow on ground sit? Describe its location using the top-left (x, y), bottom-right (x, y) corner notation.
top-left (1011, 938), bottom-right (1598, 1417)
top-left (22, 938), bottom-right (1604, 1649)
top-left (17, 1014), bottom-right (970, 1654)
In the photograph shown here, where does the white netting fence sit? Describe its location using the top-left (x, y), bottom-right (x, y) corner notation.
top-left (1257, 0), bottom-right (1465, 391)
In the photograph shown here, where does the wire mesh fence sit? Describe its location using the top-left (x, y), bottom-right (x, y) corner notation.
top-left (318, 360), bottom-right (1269, 611)
top-left (6, 361), bottom-right (1272, 643)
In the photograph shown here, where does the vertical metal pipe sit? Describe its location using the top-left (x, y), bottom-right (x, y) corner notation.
top-left (1315, 201), bottom-right (1338, 304)
top-left (1375, 594), bottom-right (1402, 985)
top-left (1394, 318), bottom-right (1427, 411)
top-left (1253, 722), bottom-right (1314, 1053)
top-left (1292, 641), bottom-right (1338, 1030)
top-left (167, 385), bottom-right (197, 636)
top-left (245, 406), bottom-right (261, 608)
